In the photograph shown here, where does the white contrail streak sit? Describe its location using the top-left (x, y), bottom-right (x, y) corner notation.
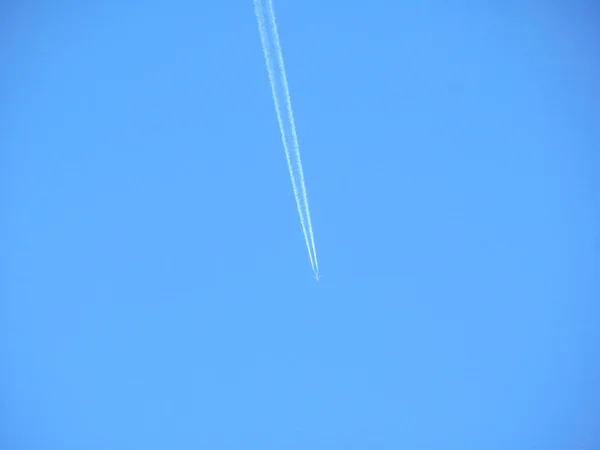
top-left (253, 0), bottom-right (316, 272)
top-left (263, 0), bottom-right (319, 273)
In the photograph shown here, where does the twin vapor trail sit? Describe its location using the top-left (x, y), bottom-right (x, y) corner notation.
top-left (253, 0), bottom-right (320, 276)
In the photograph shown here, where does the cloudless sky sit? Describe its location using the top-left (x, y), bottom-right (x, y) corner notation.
top-left (1, 2), bottom-right (599, 449)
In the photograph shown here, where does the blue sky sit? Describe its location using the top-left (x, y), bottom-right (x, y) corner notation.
top-left (1, 2), bottom-right (598, 449)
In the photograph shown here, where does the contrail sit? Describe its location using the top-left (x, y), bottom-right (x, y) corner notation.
top-left (253, 0), bottom-right (316, 272)
top-left (263, 0), bottom-right (319, 273)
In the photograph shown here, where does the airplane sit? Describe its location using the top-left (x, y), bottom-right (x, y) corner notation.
top-left (314, 273), bottom-right (322, 281)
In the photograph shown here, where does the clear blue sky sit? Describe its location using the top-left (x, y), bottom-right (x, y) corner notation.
top-left (1, 2), bottom-right (599, 449)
